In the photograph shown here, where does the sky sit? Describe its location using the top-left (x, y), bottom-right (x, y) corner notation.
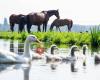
top-left (0, 0), bottom-right (100, 25)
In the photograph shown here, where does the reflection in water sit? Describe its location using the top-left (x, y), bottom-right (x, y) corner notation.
top-left (10, 40), bottom-right (18, 54)
top-left (10, 40), bottom-right (24, 55)
top-left (0, 63), bottom-right (31, 80)
top-left (50, 63), bottom-right (57, 70)
top-left (0, 64), bottom-right (14, 72)
top-left (10, 40), bottom-right (14, 52)
top-left (23, 64), bottom-right (31, 80)
top-left (70, 62), bottom-right (78, 72)
top-left (1, 39), bottom-right (100, 80)
top-left (83, 59), bottom-right (86, 67)
top-left (18, 43), bottom-right (24, 55)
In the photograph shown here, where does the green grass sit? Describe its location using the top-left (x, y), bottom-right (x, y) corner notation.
top-left (0, 31), bottom-right (90, 46)
top-left (0, 30), bottom-right (100, 48)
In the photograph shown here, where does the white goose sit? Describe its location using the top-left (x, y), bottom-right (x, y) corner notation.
top-left (0, 35), bottom-right (40, 63)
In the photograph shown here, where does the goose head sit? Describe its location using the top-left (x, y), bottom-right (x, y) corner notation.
top-left (82, 45), bottom-right (88, 55)
top-left (70, 45), bottom-right (79, 57)
top-left (45, 45), bottom-right (60, 63)
top-left (94, 54), bottom-right (100, 64)
top-left (25, 35), bottom-right (40, 43)
top-left (50, 44), bottom-right (59, 55)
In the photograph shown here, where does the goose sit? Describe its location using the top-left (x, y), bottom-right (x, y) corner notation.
top-left (46, 45), bottom-right (79, 63)
top-left (61, 45), bottom-right (79, 62)
top-left (0, 35), bottom-right (41, 63)
top-left (45, 44), bottom-right (62, 63)
top-left (94, 54), bottom-right (100, 64)
top-left (76, 45), bottom-right (88, 60)
top-left (78, 45), bottom-right (88, 68)
top-left (82, 45), bottom-right (88, 55)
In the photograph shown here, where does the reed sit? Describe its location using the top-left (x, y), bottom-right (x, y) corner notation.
top-left (90, 27), bottom-right (100, 48)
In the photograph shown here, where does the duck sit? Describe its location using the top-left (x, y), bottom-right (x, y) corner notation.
top-left (61, 45), bottom-right (79, 62)
top-left (0, 35), bottom-right (41, 63)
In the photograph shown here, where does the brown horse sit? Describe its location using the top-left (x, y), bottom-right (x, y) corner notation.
top-left (26, 10), bottom-right (60, 33)
top-left (9, 14), bottom-right (27, 32)
top-left (50, 18), bottom-right (73, 32)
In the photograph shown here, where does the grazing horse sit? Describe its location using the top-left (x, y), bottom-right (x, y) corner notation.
top-left (26, 10), bottom-right (60, 33)
top-left (9, 14), bottom-right (27, 32)
top-left (50, 18), bottom-right (73, 32)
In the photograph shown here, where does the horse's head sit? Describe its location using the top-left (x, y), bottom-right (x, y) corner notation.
top-left (55, 9), bottom-right (60, 19)
top-left (53, 9), bottom-right (60, 19)
top-left (46, 9), bottom-right (60, 19)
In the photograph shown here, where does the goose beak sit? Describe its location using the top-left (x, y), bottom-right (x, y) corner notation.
top-left (55, 47), bottom-right (59, 50)
top-left (36, 39), bottom-right (41, 43)
top-left (36, 39), bottom-right (44, 47)
top-left (75, 48), bottom-right (80, 51)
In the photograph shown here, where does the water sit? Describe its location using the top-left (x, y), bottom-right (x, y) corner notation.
top-left (0, 39), bottom-right (100, 80)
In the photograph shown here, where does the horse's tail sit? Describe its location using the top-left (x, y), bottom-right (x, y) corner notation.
top-left (68, 20), bottom-right (73, 31)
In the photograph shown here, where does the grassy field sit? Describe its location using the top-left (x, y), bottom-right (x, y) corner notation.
top-left (0, 28), bottom-right (100, 48)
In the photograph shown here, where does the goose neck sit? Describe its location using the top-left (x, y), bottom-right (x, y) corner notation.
top-left (71, 49), bottom-right (75, 57)
top-left (24, 41), bottom-right (31, 59)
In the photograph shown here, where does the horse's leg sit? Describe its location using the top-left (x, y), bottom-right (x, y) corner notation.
top-left (44, 22), bottom-right (47, 32)
top-left (21, 25), bottom-right (25, 32)
top-left (50, 24), bottom-right (54, 31)
top-left (10, 23), bottom-right (14, 32)
top-left (18, 24), bottom-right (22, 32)
top-left (56, 26), bottom-right (58, 31)
top-left (43, 22), bottom-right (47, 32)
top-left (58, 27), bottom-right (61, 32)
top-left (43, 23), bottom-right (45, 32)
top-left (23, 26), bottom-right (25, 32)
top-left (27, 24), bottom-right (31, 33)
top-left (37, 25), bottom-right (41, 32)
top-left (18, 24), bottom-right (20, 33)
top-left (19, 24), bottom-right (24, 32)
top-left (68, 25), bottom-right (71, 32)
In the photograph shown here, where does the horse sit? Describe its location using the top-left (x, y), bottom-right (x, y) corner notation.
top-left (26, 10), bottom-right (60, 33)
top-left (50, 18), bottom-right (73, 32)
top-left (9, 14), bottom-right (27, 32)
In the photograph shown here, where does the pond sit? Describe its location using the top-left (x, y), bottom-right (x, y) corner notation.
top-left (0, 39), bottom-right (100, 80)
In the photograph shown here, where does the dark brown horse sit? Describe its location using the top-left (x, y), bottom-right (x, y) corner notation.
top-left (9, 14), bottom-right (27, 32)
top-left (26, 10), bottom-right (60, 33)
top-left (50, 18), bottom-right (73, 32)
